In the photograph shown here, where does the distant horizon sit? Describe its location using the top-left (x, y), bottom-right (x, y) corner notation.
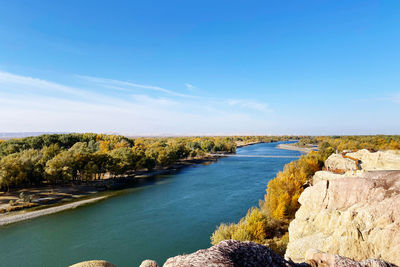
top-left (0, 131), bottom-right (398, 139)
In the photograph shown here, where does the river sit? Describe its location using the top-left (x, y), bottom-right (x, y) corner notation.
top-left (0, 142), bottom-right (301, 267)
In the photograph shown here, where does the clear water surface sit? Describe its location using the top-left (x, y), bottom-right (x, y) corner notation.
top-left (0, 142), bottom-right (301, 267)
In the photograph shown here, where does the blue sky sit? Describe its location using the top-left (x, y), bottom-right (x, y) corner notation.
top-left (0, 0), bottom-right (399, 135)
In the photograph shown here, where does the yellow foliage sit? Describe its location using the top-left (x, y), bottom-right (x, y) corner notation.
top-left (210, 223), bottom-right (236, 244)
top-left (114, 140), bottom-right (130, 149)
top-left (264, 232), bottom-right (289, 256)
top-left (264, 151), bottom-right (323, 221)
top-left (99, 140), bottom-right (111, 153)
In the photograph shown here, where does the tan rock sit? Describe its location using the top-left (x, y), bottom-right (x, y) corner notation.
top-left (285, 170), bottom-right (400, 265)
top-left (312, 170), bottom-right (369, 185)
top-left (325, 154), bottom-right (358, 171)
top-left (305, 249), bottom-right (396, 267)
top-left (312, 171), bottom-right (347, 184)
top-left (139, 259), bottom-right (161, 267)
top-left (69, 260), bottom-right (116, 267)
top-left (348, 150), bottom-right (400, 171)
top-left (324, 150), bottom-right (400, 172)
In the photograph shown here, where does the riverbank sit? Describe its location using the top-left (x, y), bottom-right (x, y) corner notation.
top-left (0, 155), bottom-right (220, 226)
top-left (236, 141), bottom-right (262, 148)
top-left (277, 143), bottom-right (317, 153)
top-left (0, 141), bottom-right (276, 226)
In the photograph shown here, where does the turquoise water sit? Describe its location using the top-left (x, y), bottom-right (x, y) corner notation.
top-left (0, 142), bottom-right (301, 267)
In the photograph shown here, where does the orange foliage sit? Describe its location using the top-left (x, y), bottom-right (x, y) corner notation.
top-left (263, 151), bottom-right (323, 221)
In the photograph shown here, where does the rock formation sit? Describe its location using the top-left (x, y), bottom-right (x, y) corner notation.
top-left (324, 149), bottom-right (400, 172)
top-left (305, 249), bottom-right (396, 267)
top-left (161, 240), bottom-right (396, 267)
top-left (71, 240), bottom-right (397, 267)
top-left (285, 149), bottom-right (400, 265)
top-left (163, 239), bottom-right (297, 267)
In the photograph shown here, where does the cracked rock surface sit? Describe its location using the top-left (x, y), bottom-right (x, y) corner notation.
top-left (164, 240), bottom-right (297, 267)
top-left (285, 170), bottom-right (400, 265)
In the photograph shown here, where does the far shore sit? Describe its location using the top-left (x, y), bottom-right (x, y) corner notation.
top-left (277, 143), bottom-right (318, 153)
top-left (236, 141), bottom-right (261, 148)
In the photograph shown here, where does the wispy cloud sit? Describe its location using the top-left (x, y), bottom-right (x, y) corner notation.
top-left (0, 71), bottom-right (86, 98)
top-left (0, 70), bottom-right (271, 134)
top-left (77, 75), bottom-right (196, 98)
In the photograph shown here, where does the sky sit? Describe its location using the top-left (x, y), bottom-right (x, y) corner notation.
top-left (0, 0), bottom-right (399, 135)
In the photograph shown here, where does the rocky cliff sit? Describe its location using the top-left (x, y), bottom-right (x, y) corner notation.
top-left (285, 150), bottom-right (400, 265)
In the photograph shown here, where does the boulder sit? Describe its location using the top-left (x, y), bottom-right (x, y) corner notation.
top-left (139, 260), bottom-right (161, 267)
top-left (325, 154), bottom-right (359, 171)
top-left (69, 260), bottom-right (116, 267)
top-left (164, 239), bottom-right (297, 267)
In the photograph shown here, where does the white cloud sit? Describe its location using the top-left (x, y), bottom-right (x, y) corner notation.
top-left (77, 75), bottom-right (196, 98)
top-left (0, 70), bottom-right (272, 134)
top-left (0, 71), bottom-right (84, 97)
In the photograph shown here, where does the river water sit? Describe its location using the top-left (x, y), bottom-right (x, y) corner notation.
top-left (0, 142), bottom-right (301, 267)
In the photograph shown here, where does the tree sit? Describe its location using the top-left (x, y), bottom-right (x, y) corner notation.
top-left (0, 149), bottom-right (43, 190)
top-left (107, 147), bottom-right (135, 176)
top-left (45, 150), bottom-right (76, 183)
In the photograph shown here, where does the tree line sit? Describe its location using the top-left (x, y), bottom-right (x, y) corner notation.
top-left (0, 134), bottom-right (236, 190)
top-left (0, 133), bottom-right (300, 191)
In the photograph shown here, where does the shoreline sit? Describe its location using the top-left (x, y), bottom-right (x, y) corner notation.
top-left (0, 141), bottom-right (270, 226)
top-left (236, 141), bottom-right (262, 148)
top-left (0, 156), bottom-right (219, 226)
top-left (277, 143), bottom-right (317, 153)
top-left (0, 196), bottom-right (107, 226)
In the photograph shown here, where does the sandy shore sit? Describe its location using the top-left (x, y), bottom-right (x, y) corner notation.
top-left (236, 141), bottom-right (262, 148)
top-left (0, 196), bottom-right (106, 226)
top-left (277, 143), bottom-right (318, 153)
